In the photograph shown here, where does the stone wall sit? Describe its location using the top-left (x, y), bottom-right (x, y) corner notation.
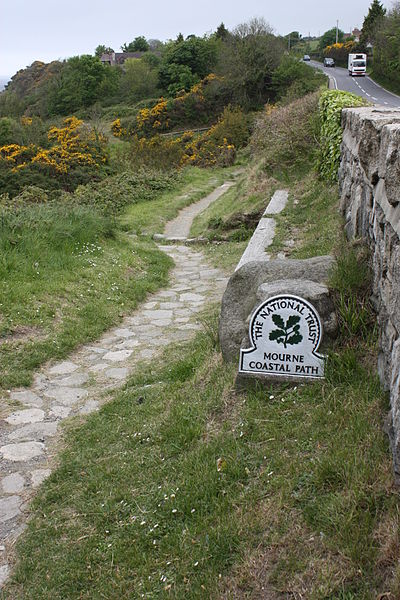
top-left (339, 106), bottom-right (400, 483)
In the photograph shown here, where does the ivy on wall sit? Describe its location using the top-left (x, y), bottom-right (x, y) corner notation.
top-left (317, 90), bottom-right (368, 182)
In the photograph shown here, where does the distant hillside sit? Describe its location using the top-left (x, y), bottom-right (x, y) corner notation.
top-left (0, 61), bottom-right (63, 116)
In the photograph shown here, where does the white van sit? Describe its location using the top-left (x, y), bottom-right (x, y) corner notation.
top-left (348, 53), bottom-right (367, 76)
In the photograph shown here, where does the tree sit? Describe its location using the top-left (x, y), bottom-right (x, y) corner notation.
top-left (217, 18), bottom-right (284, 108)
top-left (47, 55), bottom-right (119, 114)
top-left (121, 37), bottom-right (150, 52)
top-left (120, 58), bottom-right (159, 101)
top-left (215, 22), bottom-right (229, 40)
top-left (360, 0), bottom-right (386, 46)
top-left (159, 35), bottom-right (218, 93)
top-left (148, 39), bottom-right (163, 51)
top-left (286, 31), bottom-right (302, 48)
top-left (319, 27), bottom-right (344, 50)
top-left (373, 4), bottom-right (400, 86)
top-left (95, 45), bottom-right (114, 58)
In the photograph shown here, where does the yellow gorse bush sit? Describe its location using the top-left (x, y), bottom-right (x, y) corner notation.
top-left (0, 117), bottom-right (108, 174)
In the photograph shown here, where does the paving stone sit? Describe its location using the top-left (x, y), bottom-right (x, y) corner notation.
top-left (9, 391), bottom-right (43, 408)
top-left (5, 409), bottom-right (45, 426)
top-left (49, 405), bottom-right (72, 419)
top-left (0, 442), bottom-right (45, 462)
top-left (105, 368), bottom-right (129, 380)
top-left (142, 310), bottom-right (173, 320)
top-left (89, 363), bottom-right (108, 373)
top-left (153, 319), bottom-right (172, 327)
top-left (115, 339), bottom-right (140, 350)
top-left (0, 564), bottom-right (10, 587)
top-left (53, 372), bottom-right (89, 387)
top-left (158, 302), bottom-right (181, 310)
top-left (43, 387), bottom-right (88, 406)
top-left (48, 361), bottom-right (78, 376)
top-left (8, 422), bottom-right (58, 442)
top-left (103, 350), bottom-right (133, 362)
top-left (0, 496), bottom-right (21, 523)
top-left (31, 469), bottom-right (51, 488)
top-left (114, 328), bottom-right (135, 338)
top-left (2, 473), bottom-right (25, 494)
top-left (180, 292), bottom-right (204, 302)
top-left (79, 400), bottom-right (99, 415)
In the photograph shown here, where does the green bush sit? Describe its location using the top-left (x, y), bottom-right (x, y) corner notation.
top-left (317, 90), bottom-right (368, 182)
top-left (207, 105), bottom-right (251, 148)
top-left (272, 55), bottom-right (327, 102)
top-left (250, 92), bottom-right (321, 172)
top-left (63, 169), bottom-right (178, 215)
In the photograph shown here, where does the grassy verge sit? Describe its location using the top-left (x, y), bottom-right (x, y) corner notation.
top-left (4, 258), bottom-right (399, 598)
top-left (368, 70), bottom-right (400, 97)
top-left (0, 206), bottom-right (171, 391)
top-left (268, 170), bottom-right (341, 259)
top-left (190, 166), bottom-right (340, 273)
top-left (0, 166), bottom-right (230, 391)
top-left (120, 166), bottom-right (238, 236)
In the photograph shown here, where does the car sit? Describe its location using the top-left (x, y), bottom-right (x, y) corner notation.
top-left (324, 58), bottom-right (335, 67)
top-left (303, 54), bottom-right (311, 61)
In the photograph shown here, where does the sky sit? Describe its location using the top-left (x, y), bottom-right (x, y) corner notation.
top-left (0, 0), bottom-right (390, 78)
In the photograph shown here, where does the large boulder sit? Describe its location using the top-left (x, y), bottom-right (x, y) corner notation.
top-left (219, 256), bottom-right (336, 363)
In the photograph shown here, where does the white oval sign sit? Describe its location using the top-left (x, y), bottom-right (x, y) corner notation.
top-left (239, 294), bottom-right (325, 379)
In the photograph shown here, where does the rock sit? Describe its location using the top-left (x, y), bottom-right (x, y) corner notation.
top-left (179, 293), bottom-right (204, 303)
top-left (43, 387), bottom-right (88, 406)
top-left (53, 372), bottom-right (89, 387)
top-left (5, 409), bottom-right (45, 425)
top-left (48, 361), bottom-right (79, 375)
top-left (105, 368), bottom-right (129, 380)
top-left (0, 442), bottom-right (45, 462)
top-left (31, 469), bottom-right (51, 488)
top-left (9, 390), bottom-right (42, 407)
top-left (49, 405), bottom-right (71, 419)
top-left (2, 473), bottom-right (25, 494)
top-left (0, 564), bottom-right (10, 588)
top-left (219, 256), bottom-right (336, 362)
top-left (103, 350), bottom-right (133, 362)
top-left (0, 496), bottom-right (21, 523)
top-left (8, 421), bottom-right (58, 441)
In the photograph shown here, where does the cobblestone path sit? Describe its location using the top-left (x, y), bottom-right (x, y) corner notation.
top-left (0, 187), bottom-right (230, 587)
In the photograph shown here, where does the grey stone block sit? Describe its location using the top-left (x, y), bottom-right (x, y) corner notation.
top-left (219, 256), bottom-right (335, 363)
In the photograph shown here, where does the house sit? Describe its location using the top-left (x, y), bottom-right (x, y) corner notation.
top-left (100, 52), bottom-right (145, 66)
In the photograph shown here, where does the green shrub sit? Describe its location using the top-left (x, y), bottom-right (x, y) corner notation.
top-left (63, 169), bottom-right (178, 215)
top-left (250, 92), bottom-right (321, 172)
top-left (317, 90), bottom-right (368, 182)
top-left (207, 105), bottom-right (251, 148)
top-left (272, 55), bottom-right (327, 102)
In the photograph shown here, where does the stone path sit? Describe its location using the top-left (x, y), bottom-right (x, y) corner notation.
top-left (161, 181), bottom-right (234, 241)
top-left (0, 187), bottom-right (231, 587)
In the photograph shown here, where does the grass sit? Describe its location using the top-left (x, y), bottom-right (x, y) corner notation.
top-left (268, 170), bottom-right (341, 259)
top-left (368, 69), bottom-right (400, 97)
top-left (189, 165), bottom-right (340, 273)
top-left (0, 166), bottom-right (232, 391)
top-left (0, 202), bottom-right (171, 391)
top-left (120, 166), bottom-right (238, 236)
top-left (3, 278), bottom-right (399, 598)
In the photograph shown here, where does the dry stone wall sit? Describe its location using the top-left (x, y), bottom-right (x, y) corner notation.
top-left (339, 106), bottom-right (400, 483)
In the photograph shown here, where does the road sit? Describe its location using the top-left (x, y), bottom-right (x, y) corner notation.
top-left (310, 60), bottom-right (400, 109)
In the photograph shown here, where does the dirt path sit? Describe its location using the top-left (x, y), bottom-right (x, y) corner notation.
top-left (0, 184), bottom-right (231, 588)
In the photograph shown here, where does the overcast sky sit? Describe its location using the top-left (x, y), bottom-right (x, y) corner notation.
top-left (0, 0), bottom-right (391, 78)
